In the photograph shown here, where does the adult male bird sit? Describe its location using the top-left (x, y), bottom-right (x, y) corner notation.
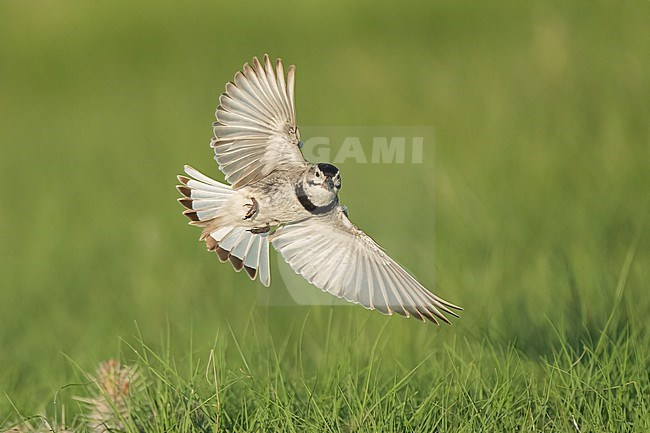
top-left (177, 55), bottom-right (462, 324)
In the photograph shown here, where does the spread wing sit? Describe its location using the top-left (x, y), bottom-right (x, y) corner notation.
top-left (270, 208), bottom-right (462, 323)
top-left (212, 55), bottom-right (307, 189)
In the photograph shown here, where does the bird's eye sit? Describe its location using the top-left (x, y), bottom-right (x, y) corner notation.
top-left (315, 172), bottom-right (320, 177)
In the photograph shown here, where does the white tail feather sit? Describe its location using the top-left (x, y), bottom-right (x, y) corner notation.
top-left (177, 166), bottom-right (270, 286)
top-left (209, 227), bottom-right (270, 286)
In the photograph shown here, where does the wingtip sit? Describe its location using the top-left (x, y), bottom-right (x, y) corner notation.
top-left (252, 56), bottom-right (263, 71)
top-left (442, 298), bottom-right (464, 311)
top-left (275, 58), bottom-right (285, 76)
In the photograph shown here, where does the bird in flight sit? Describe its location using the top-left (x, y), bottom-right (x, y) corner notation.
top-left (177, 55), bottom-right (462, 323)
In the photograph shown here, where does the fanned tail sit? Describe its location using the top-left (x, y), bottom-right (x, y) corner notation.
top-left (177, 165), bottom-right (232, 224)
top-left (207, 226), bottom-right (270, 287)
top-left (176, 165), bottom-right (271, 286)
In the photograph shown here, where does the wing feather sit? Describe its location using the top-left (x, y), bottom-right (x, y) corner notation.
top-left (242, 63), bottom-right (278, 116)
top-left (271, 209), bottom-right (462, 324)
top-left (264, 56), bottom-right (290, 120)
top-left (275, 59), bottom-right (294, 123)
top-left (212, 55), bottom-right (306, 189)
top-left (220, 90), bottom-right (272, 126)
top-left (380, 266), bottom-right (409, 317)
top-left (368, 259), bottom-right (390, 314)
top-left (252, 57), bottom-right (284, 116)
top-left (287, 65), bottom-right (296, 115)
top-left (335, 249), bottom-right (358, 298)
top-left (310, 242), bottom-right (341, 289)
top-left (352, 250), bottom-right (367, 304)
top-left (383, 264), bottom-right (419, 310)
top-left (232, 70), bottom-right (277, 119)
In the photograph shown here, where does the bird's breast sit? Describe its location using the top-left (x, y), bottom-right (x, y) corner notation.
top-left (246, 172), bottom-right (308, 224)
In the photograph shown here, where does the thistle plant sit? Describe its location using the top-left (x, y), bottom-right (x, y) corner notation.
top-left (75, 360), bottom-right (141, 433)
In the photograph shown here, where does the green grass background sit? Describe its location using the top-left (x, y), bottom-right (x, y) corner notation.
top-left (1, 0), bottom-right (649, 431)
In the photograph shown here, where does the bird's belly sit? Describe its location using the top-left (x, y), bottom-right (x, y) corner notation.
top-left (244, 177), bottom-right (306, 225)
top-left (255, 191), bottom-right (303, 224)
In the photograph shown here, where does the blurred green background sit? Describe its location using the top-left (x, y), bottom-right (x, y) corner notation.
top-left (1, 0), bottom-right (649, 420)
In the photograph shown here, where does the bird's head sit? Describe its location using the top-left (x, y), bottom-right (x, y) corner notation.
top-left (309, 163), bottom-right (341, 192)
top-left (302, 163), bottom-right (341, 206)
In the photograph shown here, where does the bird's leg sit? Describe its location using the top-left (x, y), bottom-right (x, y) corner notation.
top-left (249, 223), bottom-right (270, 234)
top-left (242, 197), bottom-right (259, 220)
